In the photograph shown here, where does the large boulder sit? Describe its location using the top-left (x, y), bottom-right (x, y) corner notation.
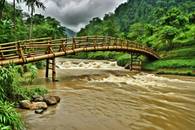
top-left (30, 102), bottom-right (48, 110)
top-left (44, 95), bottom-right (61, 106)
top-left (19, 100), bottom-right (31, 109)
top-left (19, 100), bottom-right (47, 110)
top-left (53, 96), bottom-right (61, 103)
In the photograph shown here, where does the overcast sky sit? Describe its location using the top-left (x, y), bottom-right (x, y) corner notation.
top-left (11, 0), bottom-right (127, 32)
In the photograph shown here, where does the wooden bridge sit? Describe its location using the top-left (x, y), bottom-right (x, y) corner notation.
top-left (0, 36), bottom-right (160, 81)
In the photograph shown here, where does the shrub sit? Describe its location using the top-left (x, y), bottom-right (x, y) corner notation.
top-left (0, 101), bottom-right (24, 130)
top-left (117, 54), bottom-right (131, 66)
top-left (0, 66), bottom-right (19, 101)
top-left (16, 87), bottom-right (48, 100)
top-left (35, 61), bottom-right (46, 69)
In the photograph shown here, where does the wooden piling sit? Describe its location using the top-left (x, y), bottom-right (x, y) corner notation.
top-left (45, 58), bottom-right (56, 82)
top-left (45, 59), bottom-right (49, 78)
top-left (52, 58), bottom-right (56, 82)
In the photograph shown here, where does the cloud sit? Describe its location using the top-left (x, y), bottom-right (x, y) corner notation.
top-left (13, 0), bottom-right (127, 32)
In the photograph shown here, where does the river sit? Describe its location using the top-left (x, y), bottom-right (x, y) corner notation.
top-left (20, 58), bottom-right (195, 130)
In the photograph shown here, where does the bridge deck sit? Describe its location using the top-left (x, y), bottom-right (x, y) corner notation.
top-left (0, 36), bottom-right (160, 65)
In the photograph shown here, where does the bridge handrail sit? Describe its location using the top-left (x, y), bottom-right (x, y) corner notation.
top-left (0, 36), bottom-right (159, 65)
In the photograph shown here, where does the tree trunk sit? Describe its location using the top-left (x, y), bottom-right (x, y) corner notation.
top-left (0, 0), bottom-right (6, 20)
top-left (13, 0), bottom-right (16, 30)
top-left (29, 6), bottom-right (33, 39)
top-left (13, 0), bottom-right (16, 40)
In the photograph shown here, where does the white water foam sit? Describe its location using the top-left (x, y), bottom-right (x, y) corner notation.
top-left (90, 73), bottom-right (195, 87)
top-left (56, 59), bottom-right (124, 70)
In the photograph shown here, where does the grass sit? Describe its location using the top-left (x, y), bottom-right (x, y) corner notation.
top-left (155, 68), bottom-right (195, 76)
top-left (144, 58), bottom-right (195, 71)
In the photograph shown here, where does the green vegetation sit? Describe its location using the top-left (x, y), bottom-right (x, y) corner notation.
top-left (78, 0), bottom-right (195, 75)
top-left (0, 101), bottom-right (23, 130)
top-left (0, 1), bottom-right (67, 43)
top-left (144, 59), bottom-right (195, 70)
top-left (0, 65), bottom-right (47, 129)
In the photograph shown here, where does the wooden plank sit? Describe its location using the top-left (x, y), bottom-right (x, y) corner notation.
top-left (1, 49), bottom-right (17, 53)
top-left (0, 45), bottom-right (16, 50)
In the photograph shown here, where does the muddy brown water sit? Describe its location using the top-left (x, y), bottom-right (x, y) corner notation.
top-left (20, 59), bottom-right (195, 130)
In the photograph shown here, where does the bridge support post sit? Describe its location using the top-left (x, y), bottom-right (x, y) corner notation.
top-left (128, 53), bottom-right (142, 71)
top-left (130, 53), bottom-right (133, 71)
top-left (45, 58), bottom-right (56, 82)
top-left (52, 58), bottom-right (56, 82)
top-left (45, 59), bottom-right (49, 78)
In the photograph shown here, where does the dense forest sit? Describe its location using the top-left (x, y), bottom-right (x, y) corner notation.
top-left (0, 1), bottom-right (75, 43)
top-left (78, 0), bottom-right (195, 75)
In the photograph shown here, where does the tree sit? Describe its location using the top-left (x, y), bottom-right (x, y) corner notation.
top-left (24, 0), bottom-right (45, 39)
top-left (13, 0), bottom-right (22, 31)
top-left (0, 0), bottom-right (6, 19)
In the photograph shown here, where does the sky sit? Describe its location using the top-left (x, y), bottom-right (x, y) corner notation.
top-left (11, 0), bottom-right (127, 32)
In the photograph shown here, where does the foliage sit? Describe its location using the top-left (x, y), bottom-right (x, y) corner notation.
top-left (0, 2), bottom-right (66, 43)
top-left (143, 58), bottom-right (195, 71)
top-left (78, 0), bottom-right (195, 50)
top-left (35, 60), bottom-right (45, 69)
top-left (78, 0), bottom-right (195, 72)
top-left (0, 66), bottom-right (19, 101)
top-left (0, 101), bottom-right (24, 130)
top-left (0, 65), bottom-right (47, 129)
top-left (116, 54), bottom-right (131, 67)
top-left (26, 64), bottom-right (38, 83)
top-left (0, 64), bottom-right (46, 101)
top-left (16, 87), bottom-right (48, 100)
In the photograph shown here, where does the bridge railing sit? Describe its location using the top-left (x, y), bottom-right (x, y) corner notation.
top-left (0, 36), bottom-right (159, 65)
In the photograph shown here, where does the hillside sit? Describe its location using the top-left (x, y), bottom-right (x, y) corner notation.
top-left (78, 0), bottom-right (195, 75)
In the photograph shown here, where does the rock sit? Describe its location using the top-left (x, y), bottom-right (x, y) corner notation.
top-left (35, 109), bottom-right (45, 114)
top-left (53, 96), bottom-right (61, 103)
top-left (19, 100), bottom-right (32, 109)
top-left (19, 100), bottom-right (47, 110)
top-left (44, 95), bottom-right (60, 106)
top-left (32, 95), bottom-right (44, 102)
top-left (30, 102), bottom-right (48, 110)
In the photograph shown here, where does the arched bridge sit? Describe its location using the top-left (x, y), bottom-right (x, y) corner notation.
top-left (0, 36), bottom-right (160, 81)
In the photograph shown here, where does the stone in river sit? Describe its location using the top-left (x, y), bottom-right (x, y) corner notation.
top-left (19, 100), bottom-right (48, 110)
top-left (30, 102), bottom-right (48, 110)
top-left (35, 109), bottom-right (45, 114)
top-left (32, 95), bottom-right (44, 102)
top-left (44, 95), bottom-right (61, 106)
top-left (19, 100), bottom-right (31, 109)
top-left (53, 96), bottom-right (61, 103)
